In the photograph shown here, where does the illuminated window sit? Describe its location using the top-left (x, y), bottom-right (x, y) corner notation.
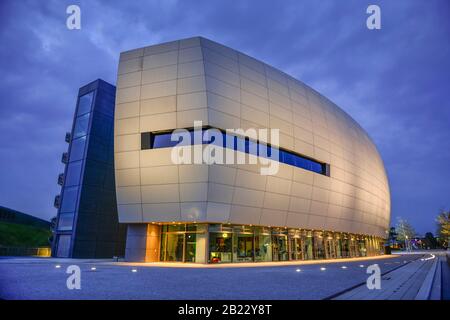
top-left (141, 127), bottom-right (328, 175)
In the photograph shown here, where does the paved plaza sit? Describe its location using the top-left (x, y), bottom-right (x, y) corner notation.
top-left (0, 253), bottom-right (447, 300)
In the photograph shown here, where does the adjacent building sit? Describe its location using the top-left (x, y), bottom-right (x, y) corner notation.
top-left (114, 37), bottom-right (391, 263)
top-left (53, 79), bottom-right (126, 258)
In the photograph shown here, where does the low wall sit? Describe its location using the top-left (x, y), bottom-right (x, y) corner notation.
top-left (0, 246), bottom-right (51, 257)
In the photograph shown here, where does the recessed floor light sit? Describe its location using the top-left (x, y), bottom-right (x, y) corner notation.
top-left (359, 264), bottom-right (364, 268)
top-left (295, 268), bottom-right (301, 272)
top-left (55, 265), bottom-right (61, 269)
top-left (320, 267), bottom-right (326, 271)
top-left (131, 269), bottom-right (137, 273)
top-left (341, 266), bottom-right (347, 269)
top-left (91, 267), bottom-right (96, 271)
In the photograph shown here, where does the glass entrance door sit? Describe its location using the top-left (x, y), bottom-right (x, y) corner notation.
top-left (160, 224), bottom-right (207, 263)
top-left (302, 232), bottom-right (314, 260)
top-left (235, 234), bottom-right (254, 262)
top-left (162, 233), bottom-right (184, 262)
top-left (324, 234), bottom-right (336, 259)
top-left (184, 233), bottom-right (196, 262)
top-left (290, 237), bottom-right (302, 260)
top-left (254, 229), bottom-right (272, 262)
top-left (272, 235), bottom-right (288, 261)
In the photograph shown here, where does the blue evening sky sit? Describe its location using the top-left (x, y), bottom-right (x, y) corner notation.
top-left (0, 0), bottom-right (449, 235)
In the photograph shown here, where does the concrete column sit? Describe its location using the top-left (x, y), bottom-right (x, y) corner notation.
top-left (145, 224), bottom-right (161, 262)
top-left (125, 224), bottom-right (161, 262)
top-left (125, 224), bottom-right (148, 262)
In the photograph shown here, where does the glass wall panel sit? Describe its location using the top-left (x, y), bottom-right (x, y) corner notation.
top-left (158, 223), bottom-right (381, 264)
top-left (349, 236), bottom-right (358, 257)
top-left (163, 224), bottom-right (185, 232)
top-left (272, 228), bottom-right (288, 261)
top-left (324, 232), bottom-right (336, 259)
top-left (209, 231), bottom-right (232, 263)
top-left (358, 237), bottom-right (367, 257)
top-left (69, 136), bottom-right (86, 162)
top-left (302, 230), bottom-right (314, 260)
top-left (56, 235), bottom-right (71, 258)
top-left (342, 236), bottom-right (350, 258)
top-left (60, 186), bottom-right (79, 213)
top-left (313, 231), bottom-right (325, 259)
top-left (288, 229), bottom-right (303, 260)
top-left (65, 161), bottom-right (83, 187)
top-left (77, 91), bottom-right (94, 116)
top-left (73, 113), bottom-right (90, 138)
top-left (185, 233), bottom-right (197, 262)
top-left (57, 212), bottom-right (74, 231)
top-left (159, 224), bottom-right (207, 263)
top-left (162, 233), bottom-right (184, 262)
top-left (254, 227), bottom-right (272, 262)
top-left (233, 225), bottom-right (254, 262)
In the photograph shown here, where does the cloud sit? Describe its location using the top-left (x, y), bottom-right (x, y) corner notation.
top-left (0, 0), bottom-right (448, 234)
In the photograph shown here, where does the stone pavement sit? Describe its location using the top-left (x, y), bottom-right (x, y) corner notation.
top-left (0, 253), bottom-right (445, 300)
top-left (333, 253), bottom-right (446, 300)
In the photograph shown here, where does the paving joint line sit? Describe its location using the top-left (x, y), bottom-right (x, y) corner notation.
top-left (323, 255), bottom-right (424, 300)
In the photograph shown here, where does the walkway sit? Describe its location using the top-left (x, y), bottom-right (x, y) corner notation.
top-left (332, 252), bottom-right (447, 300)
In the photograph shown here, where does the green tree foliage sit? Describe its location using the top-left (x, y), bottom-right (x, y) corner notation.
top-left (423, 232), bottom-right (438, 249)
top-left (0, 221), bottom-right (51, 247)
top-left (387, 227), bottom-right (398, 246)
top-left (436, 209), bottom-right (450, 247)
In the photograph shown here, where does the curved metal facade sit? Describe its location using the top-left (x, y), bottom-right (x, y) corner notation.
top-left (114, 37), bottom-right (390, 239)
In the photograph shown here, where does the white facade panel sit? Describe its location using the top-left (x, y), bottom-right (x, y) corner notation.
top-left (114, 37), bottom-right (391, 238)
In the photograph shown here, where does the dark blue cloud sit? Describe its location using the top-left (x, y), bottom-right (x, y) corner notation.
top-left (0, 0), bottom-right (448, 234)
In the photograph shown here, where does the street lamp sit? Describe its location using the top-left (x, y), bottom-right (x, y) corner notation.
top-left (405, 235), bottom-right (409, 251)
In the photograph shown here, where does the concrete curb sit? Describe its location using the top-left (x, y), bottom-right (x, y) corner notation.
top-left (415, 256), bottom-right (439, 300)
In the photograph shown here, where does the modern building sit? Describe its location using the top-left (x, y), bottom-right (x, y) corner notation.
top-left (53, 79), bottom-right (126, 258)
top-left (114, 37), bottom-right (391, 264)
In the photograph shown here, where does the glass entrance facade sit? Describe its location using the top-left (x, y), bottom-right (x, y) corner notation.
top-left (159, 223), bottom-right (383, 264)
top-left (160, 224), bottom-right (207, 263)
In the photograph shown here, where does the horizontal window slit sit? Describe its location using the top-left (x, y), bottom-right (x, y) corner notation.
top-left (141, 127), bottom-right (329, 176)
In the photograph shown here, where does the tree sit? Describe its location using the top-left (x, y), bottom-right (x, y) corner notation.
top-left (387, 227), bottom-right (398, 247)
top-left (436, 209), bottom-right (450, 248)
top-left (423, 232), bottom-right (438, 249)
top-left (49, 216), bottom-right (57, 246)
top-left (396, 217), bottom-right (416, 250)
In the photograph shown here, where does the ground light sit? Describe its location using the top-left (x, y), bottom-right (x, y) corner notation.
top-left (131, 268), bottom-right (138, 273)
top-left (320, 267), bottom-right (326, 271)
top-left (295, 268), bottom-right (301, 272)
top-left (341, 266), bottom-right (347, 269)
top-left (359, 264), bottom-right (365, 268)
top-left (55, 265), bottom-right (61, 269)
top-left (91, 267), bottom-right (96, 271)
